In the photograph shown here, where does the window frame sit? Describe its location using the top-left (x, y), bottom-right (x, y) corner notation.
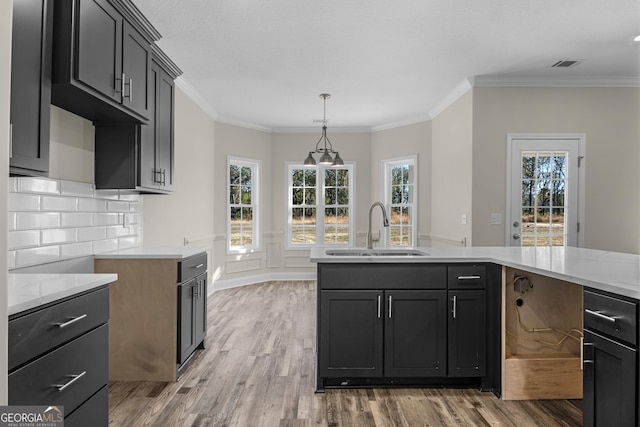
top-left (286, 162), bottom-right (355, 249)
top-left (382, 155), bottom-right (418, 247)
top-left (227, 156), bottom-right (260, 254)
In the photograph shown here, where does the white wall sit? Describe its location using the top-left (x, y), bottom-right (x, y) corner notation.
top-left (370, 121), bottom-right (432, 246)
top-left (430, 90), bottom-right (474, 247)
top-left (472, 86), bottom-right (640, 254)
top-left (0, 0), bottom-right (12, 405)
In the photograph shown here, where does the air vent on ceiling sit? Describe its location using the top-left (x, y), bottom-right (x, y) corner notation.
top-left (551, 60), bottom-right (581, 68)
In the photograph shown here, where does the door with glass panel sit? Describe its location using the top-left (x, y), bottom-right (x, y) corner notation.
top-left (508, 136), bottom-right (583, 247)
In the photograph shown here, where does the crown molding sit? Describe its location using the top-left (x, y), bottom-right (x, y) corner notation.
top-left (271, 126), bottom-right (372, 134)
top-left (371, 115), bottom-right (431, 132)
top-left (471, 75), bottom-right (640, 87)
top-left (174, 77), bottom-right (218, 120)
top-left (428, 79), bottom-right (473, 119)
top-left (215, 116), bottom-right (272, 133)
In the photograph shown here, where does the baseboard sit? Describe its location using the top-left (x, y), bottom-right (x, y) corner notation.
top-left (210, 271), bottom-right (317, 294)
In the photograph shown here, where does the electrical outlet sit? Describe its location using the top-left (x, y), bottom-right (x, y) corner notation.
top-left (461, 214), bottom-right (467, 225)
top-left (372, 230), bottom-right (380, 242)
top-left (491, 213), bottom-right (502, 225)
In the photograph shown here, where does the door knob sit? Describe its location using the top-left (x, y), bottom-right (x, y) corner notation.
top-left (513, 233), bottom-right (521, 240)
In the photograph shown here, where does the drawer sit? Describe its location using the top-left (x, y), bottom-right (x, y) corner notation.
top-left (584, 290), bottom-right (637, 346)
top-left (447, 265), bottom-right (486, 289)
top-left (318, 264), bottom-right (446, 290)
top-left (178, 252), bottom-right (207, 282)
top-left (9, 324), bottom-right (108, 415)
top-left (9, 286), bottom-right (109, 371)
top-left (65, 385), bottom-right (108, 427)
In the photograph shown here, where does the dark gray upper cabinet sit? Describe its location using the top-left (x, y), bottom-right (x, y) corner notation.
top-left (10, 0), bottom-right (53, 176)
top-left (52, 0), bottom-right (159, 123)
top-left (94, 46), bottom-right (180, 193)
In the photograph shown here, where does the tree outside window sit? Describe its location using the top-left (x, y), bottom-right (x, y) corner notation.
top-left (384, 156), bottom-right (417, 247)
top-left (228, 157), bottom-right (259, 252)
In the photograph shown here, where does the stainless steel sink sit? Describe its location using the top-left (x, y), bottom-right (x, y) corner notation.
top-left (325, 249), bottom-right (429, 257)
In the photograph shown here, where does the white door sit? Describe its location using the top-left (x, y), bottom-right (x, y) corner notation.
top-left (507, 135), bottom-right (584, 247)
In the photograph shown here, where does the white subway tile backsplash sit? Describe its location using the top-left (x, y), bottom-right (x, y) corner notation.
top-left (42, 196), bottom-right (78, 212)
top-left (60, 242), bottom-right (93, 260)
top-left (8, 212), bottom-right (16, 231)
top-left (93, 213), bottom-right (121, 226)
top-left (94, 189), bottom-right (120, 200)
top-left (61, 213), bottom-right (93, 228)
top-left (78, 198), bottom-right (106, 212)
top-left (17, 212), bottom-right (60, 230)
top-left (8, 230), bottom-right (40, 250)
top-left (107, 225), bottom-right (132, 238)
top-left (8, 178), bottom-right (142, 270)
top-left (118, 236), bottom-right (138, 250)
top-left (93, 238), bottom-right (119, 254)
top-left (107, 201), bottom-right (130, 212)
top-left (9, 193), bottom-right (41, 211)
top-left (15, 246), bottom-right (60, 268)
top-left (61, 180), bottom-right (94, 197)
top-left (78, 226), bottom-right (107, 242)
top-left (41, 228), bottom-right (77, 245)
top-left (18, 177), bottom-right (60, 194)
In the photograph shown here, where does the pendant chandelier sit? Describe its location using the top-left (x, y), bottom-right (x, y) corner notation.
top-left (303, 94), bottom-right (344, 167)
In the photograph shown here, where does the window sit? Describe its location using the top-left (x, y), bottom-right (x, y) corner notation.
top-left (288, 163), bottom-right (354, 247)
top-left (227, 157), bottom-right (259, 252)
top-left (384, 156), bottom-right (417, 247)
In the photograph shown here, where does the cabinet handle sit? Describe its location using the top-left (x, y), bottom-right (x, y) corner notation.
top-left (388, 295), bottom-right (392, 318)
top-left (457, 275), bottom-right (481, 280)
top-left (585, 309), bottom-right (617, 323)
top-left (54, 314), bottom-right (87, 328)
top-left (452, 296), bottom-right (457, 319)
top-left (377, 295), bottom-right (381, 318)
top-left (128, 78), bottom-right (133, 101)
top-left (54, 371), bottom-right (86, 392)
top-left (192, 264), bottom-right (204, 269)
top-left (162, 169), bottom-right (166, 185)
top-left (582, 340), bottom-right (594, 369)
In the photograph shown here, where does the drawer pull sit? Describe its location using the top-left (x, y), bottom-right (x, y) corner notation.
top-left (55, 314), bottom-right (87, 328)
top-left (54, 371), bottom-right (86, 392)
top-left (458, 275), bottom-right (481, 280)
top-left (192, 264), bottom-right (204, 269)
top-left (585, 309), bottom-right (617, 323)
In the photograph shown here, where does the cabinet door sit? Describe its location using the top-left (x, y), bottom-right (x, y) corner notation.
top-left (10, 0), bottom-right (52, 174)
top-left (156, 68), bottom-right (175, 190)
top-left (583, 330), bottom-right (637, 427)
top-left (448, 289), bottom-right (486, 377)
top-left (139, 63), bottom-right (158, 189)
top-left (75, 0), bottom-right (122, 103)
top-left (319, 290), bottom-right (383, 377)
top-left (178, 278), bottom-right (196, 365)
top-left (121, 21), bottom-right (151, 119)
top-left (194, 275), bottom-right (207, 347)
top-left (384, 290), bottom-right (446, 377)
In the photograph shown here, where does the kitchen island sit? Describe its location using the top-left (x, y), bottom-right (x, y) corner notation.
top-left (311, 246), bottom-right (640, 427)
top-left (95, 246), bottom-right (210, 382)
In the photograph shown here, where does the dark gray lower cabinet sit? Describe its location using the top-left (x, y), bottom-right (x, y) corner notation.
top-left (583, 331), bottom-right (637, 426)
top-left (178, 272), bottom-right (207, 367)
top-left (385, 290), bottom-right (447, 377)
top-left (319, 290), bottom-right (383, 377)
top-left (317, 263), bottom-right (496, 391)
top-left (448, 289), bottom-right (487, 377)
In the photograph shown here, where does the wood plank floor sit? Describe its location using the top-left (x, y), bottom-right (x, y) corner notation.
top-left (109, 281), bottom-right (583, 426)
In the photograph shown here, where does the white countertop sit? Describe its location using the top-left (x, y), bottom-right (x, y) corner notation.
top-left (94, 246), bottom-right (209, 260)
top-left (8, 273), bottom-right (118, 316)
top-left (310, 246), bottom-right (640, 299)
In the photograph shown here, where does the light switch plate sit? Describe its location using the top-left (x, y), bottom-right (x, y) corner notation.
top-left (491, 213), bottom-right (503, 225)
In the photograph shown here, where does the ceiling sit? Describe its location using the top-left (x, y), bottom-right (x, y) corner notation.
top-left (132, 0), bottom-right (640, 131)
